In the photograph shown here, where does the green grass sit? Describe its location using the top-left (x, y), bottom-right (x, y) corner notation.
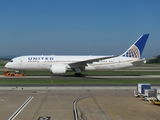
top-left (49, 79), bottom-right (160, 85)
top-left (65, 71), bottom-right (160, 76)
top-left (0, 78), bottom-right (160, 85)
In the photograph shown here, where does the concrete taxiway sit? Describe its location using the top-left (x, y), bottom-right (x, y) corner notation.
top-left (1, 86), bottom-right (160, 120)
top-left (1, 75), bottom-right (160, 79)
top-left (1, 65), bottom-right (160, 120)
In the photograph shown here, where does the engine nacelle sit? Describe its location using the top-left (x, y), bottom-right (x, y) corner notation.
top-left (50, 64), bottom-right (66, 74)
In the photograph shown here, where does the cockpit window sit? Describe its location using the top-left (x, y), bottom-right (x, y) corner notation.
top-left (10, 60), bottom-right (13, 62)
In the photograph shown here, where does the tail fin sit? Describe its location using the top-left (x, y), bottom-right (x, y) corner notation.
top-left (121, 34), bottom-right (149, 58)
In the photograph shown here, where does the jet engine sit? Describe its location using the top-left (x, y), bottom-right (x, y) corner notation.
top-left (50, 64), bottom-right (66, 74)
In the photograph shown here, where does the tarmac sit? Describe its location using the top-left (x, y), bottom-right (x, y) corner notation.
top-left (1, 86), bottom-right (160, 120)
top-left (1, 75), bottom-right (160, 79)
top-left (1, 65), bottom-right (160, 120)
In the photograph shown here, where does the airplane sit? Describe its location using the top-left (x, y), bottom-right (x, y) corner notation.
top-left (5, 34), bottom-right (149, 77)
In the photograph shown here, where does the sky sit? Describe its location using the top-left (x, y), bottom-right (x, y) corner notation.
top-left (0, 0), bottom-right (160, 58)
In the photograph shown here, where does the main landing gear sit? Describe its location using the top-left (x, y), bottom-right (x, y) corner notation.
top-left (74, 73), bottom-right (83, 77)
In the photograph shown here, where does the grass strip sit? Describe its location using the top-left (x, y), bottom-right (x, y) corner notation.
top-left (0, 78), bottom-right (160, 85)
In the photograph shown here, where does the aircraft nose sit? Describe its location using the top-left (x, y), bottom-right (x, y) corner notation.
top-left (5, 63), bottom-right (8, 68)
top-left (5, 63), bottom-right (10, 68)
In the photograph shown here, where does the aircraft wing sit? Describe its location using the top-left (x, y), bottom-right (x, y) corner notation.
top-left (68, 55), bottom-right (116, 68)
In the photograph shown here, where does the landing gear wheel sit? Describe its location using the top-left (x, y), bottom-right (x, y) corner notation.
top-left (74, 73), bottom-right (83, 77)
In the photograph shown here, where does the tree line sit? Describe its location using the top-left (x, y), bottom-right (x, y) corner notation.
top-left (147, 55), bottom-right (160, 63)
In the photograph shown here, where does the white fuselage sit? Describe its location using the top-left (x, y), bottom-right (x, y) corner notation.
top-left (4, 34), bottom-right (149, 75)
top-left (5, 55), bottom-right (142, 72)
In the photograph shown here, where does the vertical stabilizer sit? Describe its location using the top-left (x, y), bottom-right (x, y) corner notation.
top-left (121, 34), bottom-right (149, 58)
